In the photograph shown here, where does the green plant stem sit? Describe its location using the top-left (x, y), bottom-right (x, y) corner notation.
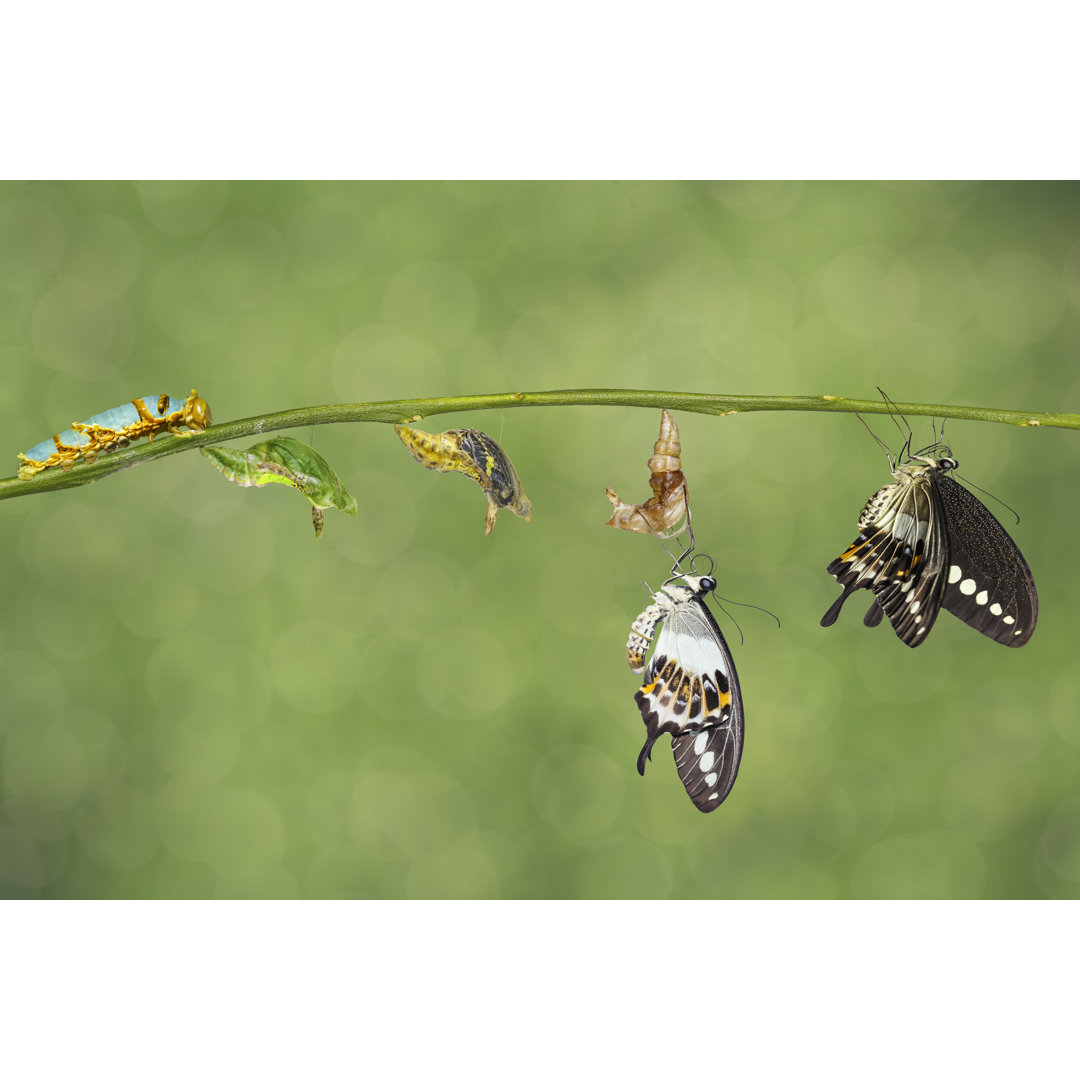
top-left (3, 389), bottom-right (1076, 501)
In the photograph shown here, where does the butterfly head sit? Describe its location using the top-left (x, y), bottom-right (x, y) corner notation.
top-left (906, 439), bottom-right (957, 473)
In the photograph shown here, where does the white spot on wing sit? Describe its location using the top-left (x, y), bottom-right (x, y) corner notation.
top-left (948, 565), bottom-right (962, 584)
top-left (699, 751), bottom-right (715, 772)
top-left (990, 603), bottom-right (1003, 616)
top-left (959, 578), bottom-right (977, 595)
top-left (693, 731), bottom-right (708, 754)
top-left (1003, 615), bottom-right (1015, 625)
top-left (704, 772), bottom-right (718, 787)
top-left (976, 590), bottom-right (988, 605)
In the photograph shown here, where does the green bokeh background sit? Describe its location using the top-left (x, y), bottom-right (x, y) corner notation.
top-left (2, 180), bottom-right (1079, 899)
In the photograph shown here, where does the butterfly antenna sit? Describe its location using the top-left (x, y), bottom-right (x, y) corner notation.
top-left (855, 410), bottom-right (896, 467)
top-left (877, 386), bottom-right (913, 445)
top-left (712, 592), bottom-right (782, 633)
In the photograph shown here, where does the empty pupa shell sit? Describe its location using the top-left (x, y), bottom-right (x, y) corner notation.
top-left (605, 409), bottom-right (687, 537)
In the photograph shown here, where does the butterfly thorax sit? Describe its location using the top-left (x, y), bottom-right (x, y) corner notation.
top-left (856, 456), bottom-right (957, 531)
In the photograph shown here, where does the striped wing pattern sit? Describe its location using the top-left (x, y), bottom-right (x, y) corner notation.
top-left (629, 576), bottom-right (744, 812)
top-left (822, 455), bottom-right (1037, 648)
top-left (821, 463), bottom-right (948, 647)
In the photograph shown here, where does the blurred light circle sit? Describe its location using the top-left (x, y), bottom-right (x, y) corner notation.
top-left (417, 625), bottom-right (515, 720)
top-left (152, 254), bottom-right (227, 343)
top-left (0, 197), bottom-right (67, 289)
top-left (199, 218), bottom-right (287, 310)
top-left (530, 745), bottom-right (625, 842)
top-left (330, 324), bottom-right (444, 402)
top-left (64, 710), bottom-right (127, 801)
top-left (887, 180), bottom-right (980, 221)
top-left (145, 633), bottom-right (272, 733)
top-left (153, 716), bottom-right (243, 782)
top-left (574, 836), bottom-right (674, 898)
top-left (269, 619), bottom-right (357, 713)
top-left (65, 214), bottom-right (141, 297)
top-left (184, 499), bottom-right (275, 594)
top-left (157, 781), bottom-right (287, 877)
top-left (819, 245), bottom-right (919, 337)
top-left (287, 196), bottom-right (374, 288)
top-left (949, 680), bottom-right (1047, 766)
top-left (940, 757), bottom-right (1032, 841)
top-left (848, 831), bottom-right (986, 898)
top-left (906, 243), bottom-right (977, 331)
top-left (3, 720), bottom-right (89, 811)
top-left (735, 257), bottom-right (801, 332)
top-left (348, 769), bottom-right (478, 860)
top-left (0, 651), bottom-right (66, 733)
top-left (76, 785), bottom-right (159, 872)
top-left (31, 281), bottom-right (129, 377)
top-left (324, 471), bottom-right (418, 570)
top-left (28, 501), bottom-right (153, 604)
top-left (809, 759), bottom-right (896, 850)
top-left (26, 585), bottom-right (116, 661)
top-left (975, 252), bottom-right (1066, 344)
top-left (711, 181), bottom-right (803, 221)
top-left (0, 825), bottom-right (47, 889)
top-left (405, 836), bottom-right (503, 899)
top-left (134, 180), bottom-right (229, 237)
top-left (383, 260), bottom-right (479, 345)
top-left (649, 251), bottom-right (747, 339)
top-left (500, 181), bottom-right (630, 261)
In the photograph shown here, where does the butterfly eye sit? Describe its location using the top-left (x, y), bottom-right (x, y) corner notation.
top-left (699, 576), bottom-right (717, 592)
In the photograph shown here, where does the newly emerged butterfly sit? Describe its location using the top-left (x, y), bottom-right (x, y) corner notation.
top-left (821, 441), bottom-right (1038, 647)
top-left (627, 565), bottom-right (744, 812)
top-left (17, 389), bottom-right (212, 479)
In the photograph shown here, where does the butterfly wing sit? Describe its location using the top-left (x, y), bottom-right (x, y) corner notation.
top-left (634, 590), bottom-right (743, 812)
top-left (822, 470), bottom-right (949, 648)
top-left (934, 473), bottom-right (1038, 646)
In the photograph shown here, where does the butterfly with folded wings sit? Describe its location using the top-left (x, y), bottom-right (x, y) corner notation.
top-left (626, 561), bottom-right (744, 812)
top-left (821, 439), bottom-right (1038, 648)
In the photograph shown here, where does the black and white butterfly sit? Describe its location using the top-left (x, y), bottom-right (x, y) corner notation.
top-left (626, 569), bottom-right (744, 812)
top-left (821, 441), bottom-right (1038, 648)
